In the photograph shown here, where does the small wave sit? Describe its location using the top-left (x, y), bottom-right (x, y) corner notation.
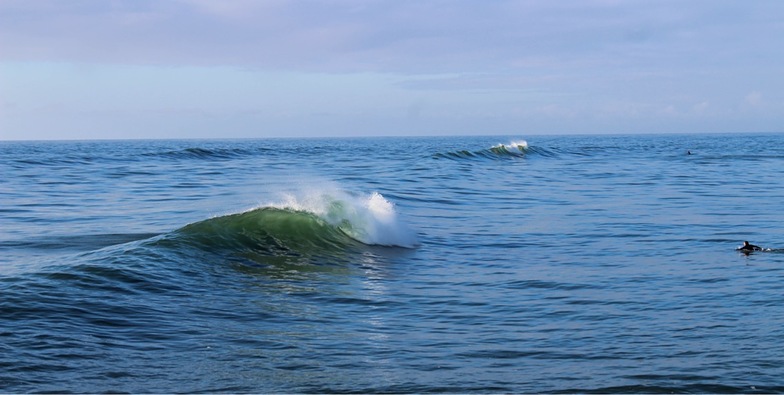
top-left (434, 140), bottom-right (555, 160)
top-left (553, 383), bottom-right (774, 394)
top-left (0, 233), bottom-right (160, 253)
top-left (147, 147), bottom-right (263, 160)
top-left (491, 140), bottom-right (529, 155)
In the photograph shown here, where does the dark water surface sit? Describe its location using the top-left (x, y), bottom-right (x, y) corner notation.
top-left (2, 134), bottom-right (784, 393)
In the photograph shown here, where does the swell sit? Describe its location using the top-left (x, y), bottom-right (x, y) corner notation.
top-left (433, 140), bottom-right (557, 160)
top-left (0, 233), bottom-right (161, 253)
top-left (145, 147), bottom-right (269, 161)
top-left (1, 189), bottom-right (417, 277)
top-left (553, 383), bottom-right (782, 394)
top-left (1, 143), bottom-right (270, 169)
top-left (0, 209), bottom-right (373, 357)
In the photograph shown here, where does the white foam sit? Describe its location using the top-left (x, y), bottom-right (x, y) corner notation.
top-left (358, 192), bottom-right (419, 247)
top-left (510, 140), bottom-right (529, 150)
top-left (266, 187), bottom-right (419, 248)
top-left (493, 140), bottom-right (528, 154)
top-left (492, 139), bottom-right (528, 153)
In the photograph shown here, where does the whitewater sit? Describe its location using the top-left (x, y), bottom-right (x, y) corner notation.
top-left (2, 134), bottom-right (784, 393)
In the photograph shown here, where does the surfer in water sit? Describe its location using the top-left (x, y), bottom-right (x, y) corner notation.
top-left (737, 241), bottom-right (762, 254)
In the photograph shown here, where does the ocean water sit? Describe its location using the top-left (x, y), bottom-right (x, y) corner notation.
top-left (2, 133), bottom-right (784, 393)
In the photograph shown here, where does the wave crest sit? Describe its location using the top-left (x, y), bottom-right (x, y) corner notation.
top-left (145, 147), bottom-right (266, 160)
top-left (272, 190), bottom-right (418, 248)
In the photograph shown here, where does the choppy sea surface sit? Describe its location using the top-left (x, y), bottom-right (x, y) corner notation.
top-left (2, 133), bottom-right (784, 393)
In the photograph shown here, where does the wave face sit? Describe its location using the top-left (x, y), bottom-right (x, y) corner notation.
top-left (161, 190), bottom-right (418, 267)
top-left (153, 147), bottom-right (253, 160)
top-left (174, 207), bottom-right (354, 253)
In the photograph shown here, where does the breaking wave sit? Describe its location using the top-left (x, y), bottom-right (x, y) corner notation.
top-left (159, 190), bottom-right (418, 266)
top-left (434, 140), bottom-right (556, 160)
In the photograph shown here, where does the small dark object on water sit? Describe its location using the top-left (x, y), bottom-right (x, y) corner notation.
top-left (737, 241), bottom-right (762, 254)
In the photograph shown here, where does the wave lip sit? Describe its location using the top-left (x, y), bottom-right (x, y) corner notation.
top-left (272, 190), bottom-right (419, 248)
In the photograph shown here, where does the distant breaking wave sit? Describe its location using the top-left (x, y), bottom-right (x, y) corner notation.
top-left (434, 140), bottom-right (556, 160)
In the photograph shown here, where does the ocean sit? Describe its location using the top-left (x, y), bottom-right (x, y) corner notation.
top-left (2, 133), bottom-right (784, 393)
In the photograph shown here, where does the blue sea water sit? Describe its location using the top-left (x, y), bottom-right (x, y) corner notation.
top-left (1, 133), bottom-right (784, 393)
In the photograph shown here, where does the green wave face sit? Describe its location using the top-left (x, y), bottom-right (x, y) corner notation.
top-left (178, 207), bottom-right (357, 251)
top-left (169, 207), bottom-right (361, 267)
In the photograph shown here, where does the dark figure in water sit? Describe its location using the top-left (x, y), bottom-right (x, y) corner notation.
top-left (737, 241), bottom-right (762, 253)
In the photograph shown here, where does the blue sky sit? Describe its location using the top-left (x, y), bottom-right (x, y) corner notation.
top-left (1, 0), bottom-right (782, 140)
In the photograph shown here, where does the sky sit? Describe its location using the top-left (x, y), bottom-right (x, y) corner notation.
top-left (1, 0), bottom-right (782, 140)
